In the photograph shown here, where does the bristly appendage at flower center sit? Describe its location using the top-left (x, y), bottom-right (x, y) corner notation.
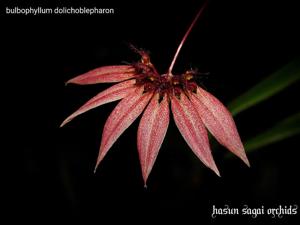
top-left (132, 49), bottom-right (198, 99)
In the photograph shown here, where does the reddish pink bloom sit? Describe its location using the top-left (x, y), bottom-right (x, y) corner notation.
top-left (61, 2), bottom-right (249, 186)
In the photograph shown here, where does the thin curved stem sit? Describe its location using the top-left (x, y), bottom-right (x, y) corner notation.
top-left (168, 1), bottom-right (208, 75)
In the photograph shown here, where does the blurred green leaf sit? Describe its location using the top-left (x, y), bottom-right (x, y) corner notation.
top-left (228, 57), bottom-right (300, 116)
top-left (244, 112), bottom-right (300, 152)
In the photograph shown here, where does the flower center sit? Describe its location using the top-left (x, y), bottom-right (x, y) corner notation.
top-left (132, 52), bottom-right (197, 98)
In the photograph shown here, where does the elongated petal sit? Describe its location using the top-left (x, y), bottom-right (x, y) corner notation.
top-left (171, 93), bottom-right (220, 176)
top-left (60, 80), bottom-right (136, 127)
top-left (95, 87), bottom-right (152, 170)
top-left (191, 87), bottom-right (250, 166)
top-left (66, 65), bottom-right (136, 85)
top-left (137, 94), bottom-right (169, 185)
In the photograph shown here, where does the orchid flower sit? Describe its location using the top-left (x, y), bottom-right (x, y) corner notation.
top-left (61, 2), bottom-right (250, 186)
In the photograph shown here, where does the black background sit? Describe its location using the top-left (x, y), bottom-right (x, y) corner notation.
top-left (3, 0), bottom-right (300, 223)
